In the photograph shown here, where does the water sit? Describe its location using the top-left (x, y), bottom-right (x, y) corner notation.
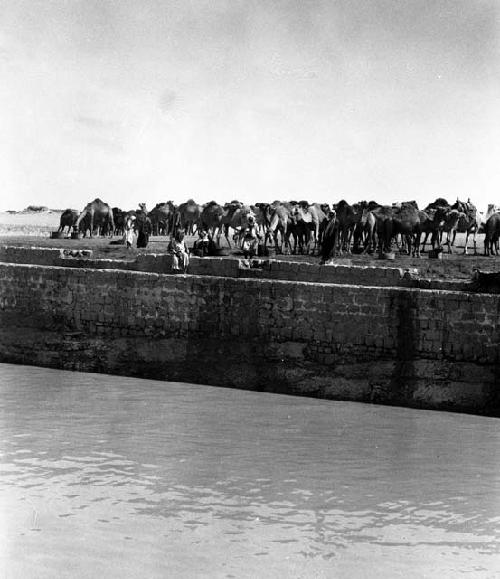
top-left (0, 364), bottom-right (499, 578)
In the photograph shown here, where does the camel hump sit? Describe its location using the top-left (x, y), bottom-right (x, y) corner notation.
top-left (84, 197), bottom-right (108, 210)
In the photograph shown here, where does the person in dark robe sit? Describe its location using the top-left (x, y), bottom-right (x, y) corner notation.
top-left (136, 203), bottom-right (152, 248)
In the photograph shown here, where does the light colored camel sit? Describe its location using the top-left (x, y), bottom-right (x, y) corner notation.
top-left (75, 198), bottom-right (114, 238)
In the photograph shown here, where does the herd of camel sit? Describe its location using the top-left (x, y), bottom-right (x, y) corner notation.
top-left (58, 197), bottom-right (500, 259)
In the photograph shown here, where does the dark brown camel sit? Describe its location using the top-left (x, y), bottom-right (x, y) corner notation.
top-left (332, 200), bottom-right (357, 254)
top-left (439, 209), bottom-right (463, 253)
top-left (292, 202), bottom-right (327, 254)
top-left (450, 199), bottom-right (481, 254)
top-left (371, 205), bottom-right (395, 255)
top-left (392, 202), bottom-right (422, 257)
top-left (112, 207), bottom-right (127, 236)
top-left (174, 199), bottom-right (201, 236)
top-left (58, 209), bottom-right (79, 235)
top-left (484, 213), bottom-right (500, 256)
top-left (148, 201), bottom-right (176, 236)
top-left (199, 201), bottom-right (224, 244)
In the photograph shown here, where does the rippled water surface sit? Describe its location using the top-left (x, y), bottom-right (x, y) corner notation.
top-left (0, 364), bottom-right (499, 578)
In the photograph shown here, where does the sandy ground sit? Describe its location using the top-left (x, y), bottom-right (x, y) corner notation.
top-left (0, 210), bottom-right (496, 280)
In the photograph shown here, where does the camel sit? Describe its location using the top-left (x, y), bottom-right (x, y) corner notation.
top-left (438, 209), bottom-right (463, 253)
top-left (480, 204), bottom-right (500, 234)
top-left (353, 206), bottom-right (377, 253)
top-left (391, 202), bottom-right (422, 257)
top-left (332, 200), bottom-right (359, 254)
top-left (370, 205), bottom-right (395, 255)
top-left (292, 201), bottom-right (327, 254)
top-left (112, 207), bottom-right (127, 236)
top-left (251, 203), bottom-right (272, 238)
top-left (199, 201), bottom-right (224, 243)
top-left (484, 213), bottom-right (500, 256)
top-left (74, 198), bottom-right (114, 238)
top-left (58, 209), bottom-right (79, 235)
top-left (419, 208), bottom-right (442, 252)
top-left (450, 199), bottom-right (481, 254)
top-left (229, 204), bottom-right (255, 247)
top-left (351, 202), bottom-right (366, 252)
top-left (368, 202), bottom-right (420, 256)
top-left (174, 199), bottom-right (201, 236)
top-left (425, 197), bottom-right (451, 211)
top-left (420, 200), bottom-right (458, 253)
top-left (148, 201), bottom-right (176, 236)
top-left (198, 201), bottom-right (250, 248)
top-left (485, 204), bottom-right (500, 218)
top-left (220, 201), bottom-right (244, 247)
top-left (267, 202), bottom-right (297, 254)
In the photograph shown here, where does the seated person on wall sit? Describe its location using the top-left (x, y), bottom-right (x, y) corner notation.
top-left (193, 229), bottom-right (216, 257)
top-left (168, 229), bottom-right (190, 271)
top-left (238, 215), bottom-right (261, 259)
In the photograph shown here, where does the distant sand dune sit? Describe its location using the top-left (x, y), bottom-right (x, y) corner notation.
top-left (0, 211), bottom-right (62, 236)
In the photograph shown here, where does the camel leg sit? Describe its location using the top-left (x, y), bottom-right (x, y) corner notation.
top-left (463, 231), bottom-right (469, 255)
top-left (285, 230), bottom-right (295, 255)
top-left (444, 231), bottom-right (453, 253)
top-left (421, 232), bottom-right (428, 253)
top-left (414, 232), bottom-right (421, 257)
top-left (451, 229), bottom-right (457, 250)
top-left (273, 231), bottom-right (281, 254)
top-left (484, 235), bottom-right (490, 257)
top-left (362, 227), bottom-right (373, 253)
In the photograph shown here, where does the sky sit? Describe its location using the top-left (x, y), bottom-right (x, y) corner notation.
top-left (1, 0), bottom-right (499, 212)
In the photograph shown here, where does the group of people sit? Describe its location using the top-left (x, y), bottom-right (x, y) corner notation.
top-left (123, 205), bottom-right (262, 272)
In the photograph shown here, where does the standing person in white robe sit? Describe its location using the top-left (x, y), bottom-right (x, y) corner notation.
top-left (123, 213), bottom-right (136, 249)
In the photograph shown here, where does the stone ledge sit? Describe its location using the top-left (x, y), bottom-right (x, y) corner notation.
top-left (0, 244), bottom-right (490, 292)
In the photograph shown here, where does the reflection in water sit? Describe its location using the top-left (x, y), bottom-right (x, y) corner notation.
top-left (0, 363), bottom-right (499, 578)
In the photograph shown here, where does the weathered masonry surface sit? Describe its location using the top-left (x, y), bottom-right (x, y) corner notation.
top-left (0, 255), bottom-right (499, 416)
top-left (0, 244), bottom-right (473, 289)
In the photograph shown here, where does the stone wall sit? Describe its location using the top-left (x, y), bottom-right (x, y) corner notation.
top-left (0, 262), bottom-right (498, 416)
top-left (0, 245), bottom-right (470, 291)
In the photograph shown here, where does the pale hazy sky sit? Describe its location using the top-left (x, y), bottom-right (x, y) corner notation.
top-left (1, 0), bottom-right (499, 211)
